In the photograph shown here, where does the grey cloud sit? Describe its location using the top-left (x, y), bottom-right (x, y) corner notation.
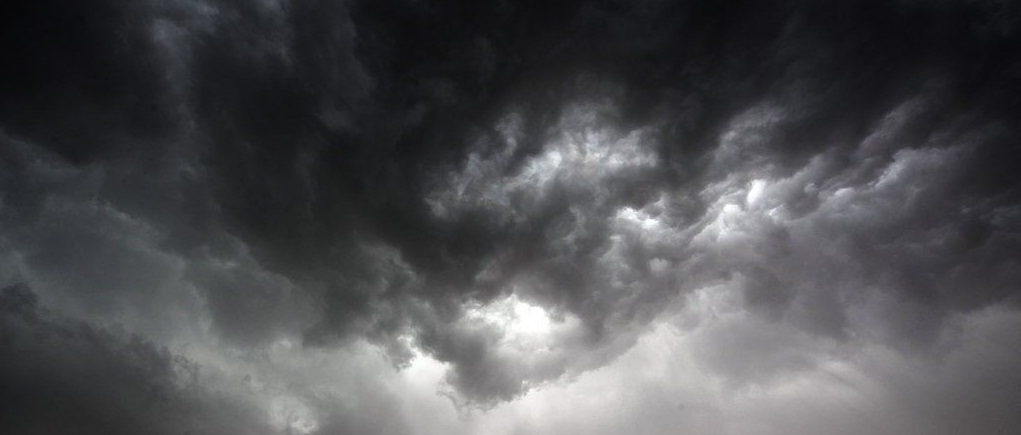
top-left (0, 284), bottom-right (274, 435)
top-left (1, 0), bottom-right (1020, 431)
top-left (230, 0), bottom-right (1021, 403)
top-left (185, 233), bottom-right (316, 346)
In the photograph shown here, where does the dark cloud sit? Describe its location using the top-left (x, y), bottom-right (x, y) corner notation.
top-left (1, 0), bottom-right (1020, 431)
top-left (0, 284), bottom-right (273, 435)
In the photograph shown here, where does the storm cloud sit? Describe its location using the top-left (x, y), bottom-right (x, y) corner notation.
top-left (2, 0), bottom-right (1020, 433)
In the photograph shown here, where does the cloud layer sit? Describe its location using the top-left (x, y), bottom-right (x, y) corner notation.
top-left (1, 0), bottom-right (1020, 433)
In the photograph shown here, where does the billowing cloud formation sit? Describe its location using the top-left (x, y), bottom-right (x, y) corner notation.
top-left (1, 0), bottom-right (1020, 433)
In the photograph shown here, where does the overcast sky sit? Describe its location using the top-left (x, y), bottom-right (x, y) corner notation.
top-left (1, 0), bottom-right (1020, 434)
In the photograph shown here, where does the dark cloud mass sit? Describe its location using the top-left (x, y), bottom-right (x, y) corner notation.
top-left (2, 0), bottom-right (1021, 433)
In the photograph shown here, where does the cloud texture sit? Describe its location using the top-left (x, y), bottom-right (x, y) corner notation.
top-left (1, 0), bottom-right (1020, 433)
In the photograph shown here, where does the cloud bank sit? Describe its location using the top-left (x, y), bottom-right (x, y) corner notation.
top-left (1, 0), bottom-right (1019, 433)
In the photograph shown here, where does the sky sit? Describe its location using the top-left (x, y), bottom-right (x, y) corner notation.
top-left (1, 0), bottom-right (1020, 434)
